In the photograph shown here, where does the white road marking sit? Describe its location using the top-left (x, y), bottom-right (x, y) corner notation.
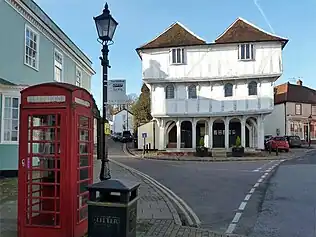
top-left (244, 194), bottom-right (252, 201)
top-left (232, 212), bottom-right (242, 223)
top-left (225, 224), bottom-right (236, 234)
top-left (238, 202), bottom-right (247, 210)
top-left (252, 160), bottom-right (276, 172)
top-left (226, 157), bottom-right (290, 234)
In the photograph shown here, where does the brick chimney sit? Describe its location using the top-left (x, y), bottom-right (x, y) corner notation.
top-left (296, 79), bottom-right (303, 86)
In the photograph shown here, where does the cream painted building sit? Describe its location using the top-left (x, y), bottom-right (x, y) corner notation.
top-left (265, 80), bottom-right (316, 142)
top-left (112, 109), bottom-right (134, 134)
top-left (136, 17), bottom-right (288, 151)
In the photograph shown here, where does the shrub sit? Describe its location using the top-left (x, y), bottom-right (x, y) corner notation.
top-left (199, 137), bottom-right (204, 147)
top-left (235, 136), bottom-right (241, 147)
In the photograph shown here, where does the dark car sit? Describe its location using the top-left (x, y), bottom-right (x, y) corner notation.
top-left (120, 131), bottom-right (133, 143)
top-left (112, 132), bottom-right (122, 141)
top-left (284, 135), bottom-right (302, 148)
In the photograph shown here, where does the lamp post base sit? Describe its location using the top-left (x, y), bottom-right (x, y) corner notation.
top-left (99, 160), bottom-right (111, 181)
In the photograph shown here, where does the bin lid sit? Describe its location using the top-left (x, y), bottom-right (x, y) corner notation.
top-left (88, 179), bottom-right (140, 192)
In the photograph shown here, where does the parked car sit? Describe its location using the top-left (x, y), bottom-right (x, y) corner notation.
top-left (265, 136), bottom-right (289, 152)
top-left (284, 135), bottom-right (302, 148)
top-left (111, 132), bottom-right (122, 141)
top-left (120, 131), bottom-right (133, 143)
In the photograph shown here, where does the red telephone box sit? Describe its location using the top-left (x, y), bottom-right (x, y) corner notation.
top-left (18, 82), bottom-right (96, 237)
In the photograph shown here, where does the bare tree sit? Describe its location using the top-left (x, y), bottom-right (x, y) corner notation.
top-left (126, 93), bottom-right (138, 110)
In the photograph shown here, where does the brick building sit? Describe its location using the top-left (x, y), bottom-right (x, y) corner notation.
top-left (264, 80), bottom-right (316, 143)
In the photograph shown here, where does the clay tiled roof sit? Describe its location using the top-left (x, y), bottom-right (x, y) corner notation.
top-left (137, 22), bottom-right (206, 50)
top-left (274, 83), bottom-right (316, 105)
top-left (215, 18), bottom-right (288, 48)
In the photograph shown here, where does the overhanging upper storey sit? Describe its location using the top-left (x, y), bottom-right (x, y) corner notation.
top-left (137, 18), bottom-right (288, 82)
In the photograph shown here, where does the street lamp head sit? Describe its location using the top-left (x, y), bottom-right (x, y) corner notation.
top-left (94, 3), bottom-right (118, 43)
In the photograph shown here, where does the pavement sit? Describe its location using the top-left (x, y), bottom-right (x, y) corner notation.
top-left (126, 143), bottom-right (314, 162)
top-left (249, 149), bottom-right (316, 237)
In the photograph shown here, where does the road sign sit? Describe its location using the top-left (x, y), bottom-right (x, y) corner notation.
top-left (104, 123), bottom-right (111, 135)
top-left (142, 132), bottom-right (147, 138)
top-left (108, 79), bottom-right (127, 105)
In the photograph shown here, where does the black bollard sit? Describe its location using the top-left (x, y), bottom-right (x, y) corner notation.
top-left (269, 143), bottom-right (272, 154)
top-left (276, 146), bottom-right (278, 156)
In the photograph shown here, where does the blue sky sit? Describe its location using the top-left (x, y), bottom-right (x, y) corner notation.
top-left (34, 0), bottom-right (315, 107)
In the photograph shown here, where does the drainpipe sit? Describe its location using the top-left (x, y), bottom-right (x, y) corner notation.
top-left (153, 121), bottom-right (156, 150)
top-left (284, 102), bottom-right (287, 135)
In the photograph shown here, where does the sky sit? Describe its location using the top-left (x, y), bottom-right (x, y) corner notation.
top-left (34, 0), bottom-right (316, 108)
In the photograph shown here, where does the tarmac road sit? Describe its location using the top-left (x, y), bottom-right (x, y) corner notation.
top-left (249, 150), bottom-right (316, 237)
top-left (108, 140), bottom-right (282, 235)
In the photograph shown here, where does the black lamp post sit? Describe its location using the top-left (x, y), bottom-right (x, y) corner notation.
top-left (94, 3), bottom-right (118, 181)
top-left (308, 114), bottom-right (312, 147)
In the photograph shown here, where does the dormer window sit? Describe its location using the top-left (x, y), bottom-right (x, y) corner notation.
top-left (171, 48), bottom-right (185, 64)
top-left (238, 44), bottom-right (254, 60)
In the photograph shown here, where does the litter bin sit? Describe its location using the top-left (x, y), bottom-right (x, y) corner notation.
top-left (87, 179), bottom-right (140, 237)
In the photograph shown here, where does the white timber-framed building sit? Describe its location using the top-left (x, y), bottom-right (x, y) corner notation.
top-left (136, 17), bottom-right (288, 152)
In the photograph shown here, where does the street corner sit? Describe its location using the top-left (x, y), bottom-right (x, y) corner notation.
top-left (122, 143), bottom-right (140, 158)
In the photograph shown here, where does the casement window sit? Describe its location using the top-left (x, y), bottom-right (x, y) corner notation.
top-left (312, 105), bottom-right (316, 115)
top-left (165, 85), bottom-right (175, 99)
top-left (54, 49), bottom-right (63, 82)
top-left (188, 85), bottom-right (197, 99)
top-left (248, 81), bottom-right (258, 95)
top-left (295, 104), bottom-right (302, 115)
top-left (1, 96), bottom-right (20, 143)
top-left (25, 25), bottom-right (39, 70)
top-left (224, 83), bottom-right (233, 97)
top-left (238, 43), bottom-right (254, 60)
top-left (171, 48), bottom-right (185, 64)
top-left (290, 122), bottom-right (294, 132)
top-left (76, 66), bottom-right (82, 87)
